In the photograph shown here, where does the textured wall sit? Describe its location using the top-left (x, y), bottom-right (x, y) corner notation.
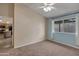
top-left (14, 4), bottom-right (45, 48)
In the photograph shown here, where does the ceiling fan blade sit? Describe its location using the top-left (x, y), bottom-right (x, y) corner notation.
top-left (51, 7), bottom-right (55, 9)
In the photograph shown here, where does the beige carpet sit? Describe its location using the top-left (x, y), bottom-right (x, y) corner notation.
top-left (0, 40), bottom-right (79, 56)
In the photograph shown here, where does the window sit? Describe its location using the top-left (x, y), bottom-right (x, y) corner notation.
top-left (53, 18), bottom-right (76, 33)
top-left (64, 18), bottom-right (76, 33)
top-left (54, 20), bottom-right (63, 32)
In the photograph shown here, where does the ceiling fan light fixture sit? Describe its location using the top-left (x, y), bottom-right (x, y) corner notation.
top-left (43, 6), bottom-right (55, 12)
top-left (43, 8), bottom-right (49, 12)
top-left (46, 7), bottom-right (51, 11)
top-left (40, 3), bottom-right (55, 12)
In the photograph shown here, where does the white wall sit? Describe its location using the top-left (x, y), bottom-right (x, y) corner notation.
top-left (14, 4), bottom-right (45, 48)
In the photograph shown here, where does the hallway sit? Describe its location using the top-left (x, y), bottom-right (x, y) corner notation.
top-left (0, 40), bottom-right (79, 56)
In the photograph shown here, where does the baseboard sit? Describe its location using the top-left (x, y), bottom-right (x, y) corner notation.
top-left (48, 39), bottom-right (79, 49)
top-left (14, 39), bottom-right (44, 48)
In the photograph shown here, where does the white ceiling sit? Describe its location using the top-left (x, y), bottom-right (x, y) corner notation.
top-left (24, 3), bottom-right (79, 18)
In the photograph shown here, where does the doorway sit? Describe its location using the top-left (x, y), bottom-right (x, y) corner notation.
top-left (0, 16), bottom-right (13, 48)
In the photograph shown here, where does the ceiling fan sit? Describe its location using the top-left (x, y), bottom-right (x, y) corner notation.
top-left (40, 3), bottom-right (55, 12)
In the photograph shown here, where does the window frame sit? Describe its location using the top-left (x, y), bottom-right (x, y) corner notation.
top-left (52, 18), bottom-right (76, 34)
